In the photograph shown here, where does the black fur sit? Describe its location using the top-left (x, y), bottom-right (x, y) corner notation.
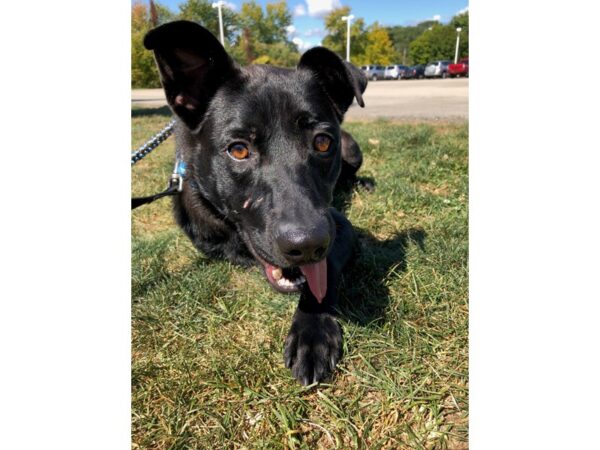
top-left (145, 21), bottom-right (368, 385)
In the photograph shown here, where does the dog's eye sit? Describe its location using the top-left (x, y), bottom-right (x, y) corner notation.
top-left (314, 134), bottom-right (332, 153)
top-left (228, 143), bottom-right (250, 160)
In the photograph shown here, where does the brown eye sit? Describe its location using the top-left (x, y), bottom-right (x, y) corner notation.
top-left (314, 134), bottom-right (332, 153)
top-left (228, 143), bottom-right (250, 160)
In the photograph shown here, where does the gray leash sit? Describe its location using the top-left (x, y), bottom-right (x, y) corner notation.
top-left (131, 119), bottom-right (185, 209)
top-left (131, 119), bottom-right (176, 165)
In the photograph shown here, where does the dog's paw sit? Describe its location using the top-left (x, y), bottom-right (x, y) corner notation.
top-left (284, 311), bottom-right (343, 385)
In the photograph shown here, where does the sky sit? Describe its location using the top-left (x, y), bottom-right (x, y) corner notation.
top-left (154, 0), bottom-right (469, 51)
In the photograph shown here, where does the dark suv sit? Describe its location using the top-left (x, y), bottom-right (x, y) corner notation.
top-left (404, 64), bottom-right (426, 79)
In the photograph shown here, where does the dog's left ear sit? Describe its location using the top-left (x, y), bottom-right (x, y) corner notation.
top-left (298, 47), bottom-right (367, 121)
top-left (144, 20), bottom-right (239, 130)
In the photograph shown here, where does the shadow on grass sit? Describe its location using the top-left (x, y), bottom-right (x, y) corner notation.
top-left (132, 105), bottom-right (172, 118)
top-left (333, 175), bottom-right (376, 213)
top-left (330, 163), bottom-right (421, 328)
top-left (338, 227), bottom-right (426, 326)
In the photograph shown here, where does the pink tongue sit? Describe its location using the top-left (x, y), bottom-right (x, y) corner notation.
top-left (300, 259), bottom-right (327, 303)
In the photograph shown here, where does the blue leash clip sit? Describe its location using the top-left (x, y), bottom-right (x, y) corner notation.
top-left (170, 158), bottom-right (186, 192)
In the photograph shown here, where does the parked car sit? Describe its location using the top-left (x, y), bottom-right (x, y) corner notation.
top-left (424, 60), bottom-right (452, 78)
top-left (384, 64), bottom-right (410, 80)
top-left (360, 65), bottom-right (386, 81)
top-left (403, 64), bottom-right (426, 79)
top-left (448, 58), bottom-right (469, 77)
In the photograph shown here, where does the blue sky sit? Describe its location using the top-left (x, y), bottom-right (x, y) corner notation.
top-left (156, 0), bottom-right (469, 50)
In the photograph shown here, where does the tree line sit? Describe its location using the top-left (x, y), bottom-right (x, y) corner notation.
top-left (132, 0), bottom-right (468, 88)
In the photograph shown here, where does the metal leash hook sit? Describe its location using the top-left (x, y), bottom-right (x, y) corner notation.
top-left (169, 159), bottom-right (186, 192)
top-left (131, 118), bottom-right (184, 209)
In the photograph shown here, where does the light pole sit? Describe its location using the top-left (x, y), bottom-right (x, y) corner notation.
top-left (212, 1), bottom-right (225, 46)
top-left (454, 27), bottom-right (462, 63)
top-left (341, 14), bottom-right (355, 62)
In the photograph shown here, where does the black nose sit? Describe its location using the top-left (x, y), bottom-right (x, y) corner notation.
top-left (276, 217), bottom-right (331, 265)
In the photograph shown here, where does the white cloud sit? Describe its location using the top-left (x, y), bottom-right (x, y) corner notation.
top-left (303, 28), bottom-right (325, 37)
top-left (285, 25), bottom-right (297, 37)
top-left (222, 1), bottom-right (237, 11)
top-left (431, 14), bottom-right (441, 22)
top-left (306, 0), bottom-right (342, 18)
top-left (292, 37), bottom-right (315, 52)
top-left (293, 4), bottom-right (307, 16)
top-left (456, 6), bottom-right (469, 15)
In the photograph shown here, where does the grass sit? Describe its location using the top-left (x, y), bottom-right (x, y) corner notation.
top-left (132, 107), bottom-right (468, 449)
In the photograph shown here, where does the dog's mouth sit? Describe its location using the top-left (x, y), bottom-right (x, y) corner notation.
top-left (242, 233), bottom-right (328, 302)
top-left (261, 259), bottom-right (327, 303)
top-left (264, 264), bottom-right (305, 293)
top-left (262, 260), bottom-right (328, 302)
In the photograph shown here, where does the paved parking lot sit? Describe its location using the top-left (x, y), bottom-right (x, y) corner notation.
top-left (132, 77), bottom-right (468, 121)
top-left (346, 77), bottom-right (468, 121)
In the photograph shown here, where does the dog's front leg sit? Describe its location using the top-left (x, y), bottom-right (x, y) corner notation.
top-left (284, 209), bottom-right (355, 385)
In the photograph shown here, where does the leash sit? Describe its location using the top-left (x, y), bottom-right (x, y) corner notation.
top-left (131, 120), bottom-right (176, 165)
top-left (131, 119), bottom-right (185, 210)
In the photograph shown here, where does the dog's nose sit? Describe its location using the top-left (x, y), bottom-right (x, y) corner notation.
top-left (276, 217), bottom-right (331, 265)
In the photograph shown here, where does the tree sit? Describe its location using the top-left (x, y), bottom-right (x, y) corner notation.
top-left (357, 22), bottom-right (396, 66)
top-left (148, 0), bottom-right (177, 25)
top-left (408, 23), bottom-right (455, 64)
top-left (406, 11), bottom-right (469, 64)
top-left (237, 0), bottom-right (292, 45)
top-left (322, 7), bottom-right (367, 62)
top-left (385, 20), bottom-right (438, 63)
top-left (132, 1), bottom-right (161, 88)
top-left (451, 11), bottom-right (469, 30)
top-left (237, 1), bottom-right (266, 44)
top-left (450, 12), bottom-right (469, 59)
top-left (232, 1), bottom-right (299, 67)
top-left (264, 1), bottom-right (293, 44)
top-left (178, 0), bottom-right (238, 46)
top-left (250, 42), bottom-right (299, 66)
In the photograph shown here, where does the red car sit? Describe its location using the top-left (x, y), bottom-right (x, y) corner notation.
top-left (448, 58), bottom-right (469, 77)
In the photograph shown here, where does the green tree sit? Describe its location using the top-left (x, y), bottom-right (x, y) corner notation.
top-left (233, 1), bottom-right (299, 67)
top-left (236, 0), bottom-right (292, 45)
top-left (450, 12), bottom-right (469, 60)
top-left (264, 1), bottom-right (293, 44)
top-left (451, 11), bottom-right (469, 30)
top-left (131, 1), bottom-right (161, 88)
top-left (147, 0), bottom-right (177, 25)
top-left (251, 42), bottom-right (299, 66)
top-left (406, 11), bottom-right (469, 64)
top-left (322, 7), bottom-right (367, 62)
top-left (385, 20), bottom-right (438, 64)
top-left (237, 1), bottom-right (266, 44)
top-left (178, 0), bottom-right (238, 47)
top-left (153, 2), bottom-right (177, 25)
top-left (408, 23), bottom-right (456, 64)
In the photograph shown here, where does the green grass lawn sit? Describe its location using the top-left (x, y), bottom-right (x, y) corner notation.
top-left (132, 107), bottom-right (468, 449)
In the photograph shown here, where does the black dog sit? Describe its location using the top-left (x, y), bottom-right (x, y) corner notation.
top-left (144, 21), bottom-right (368, 385)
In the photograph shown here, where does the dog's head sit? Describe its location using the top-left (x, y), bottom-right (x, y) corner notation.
top-left (145, 21), bottom-right (366, 300)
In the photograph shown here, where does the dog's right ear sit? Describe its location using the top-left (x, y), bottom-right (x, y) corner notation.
top-left (144, 20), bottom-right (239, 130)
